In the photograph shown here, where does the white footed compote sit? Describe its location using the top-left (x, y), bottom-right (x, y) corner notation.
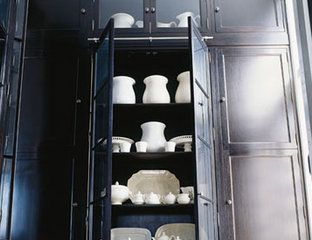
top-left (175, 71), bottom-right (191, 103)
top-left (143, 75), bottom-right (170, 103)
top-left (141, 121), bottom-right (167, 152)
top-left (113, 76), bottom-right (136, 104)
top-left (111, 13), bottom-right (135, 28)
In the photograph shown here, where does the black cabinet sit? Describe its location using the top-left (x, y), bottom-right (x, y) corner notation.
top-left (87, 19), bottom-right (217, 239)
top-left (213, 47), bottom-right (309, 240)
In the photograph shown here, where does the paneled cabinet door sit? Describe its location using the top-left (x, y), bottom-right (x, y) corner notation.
top-left (217, 47), bottom-right (297, 151)
top-left (211, 0), bottom-right (288, 44)
top-left (88, 20), bottom-right (114, 240)
top-left (189, 18), bottom-right (216, 240)
top-left (218, 151), bottom-right (308, 240)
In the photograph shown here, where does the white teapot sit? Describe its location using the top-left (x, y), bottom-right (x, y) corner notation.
top-left (144, 192), bottom-right (161, 204)
top-left (130, 191), bottom-right (144, 205)
top-left (162, 192), bottom-right (176, 204)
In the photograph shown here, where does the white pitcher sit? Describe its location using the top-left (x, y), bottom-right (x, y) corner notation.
top-left (113, 76), bottom-right (136, 104)
top-left (176, 12), bottom-right (200, 27)
top-left (140, 121), bottom-right (167, 152)
top-left (175, 71), bottom-right (191, 103)
top-left (143, 75), bottom-right (170, 103)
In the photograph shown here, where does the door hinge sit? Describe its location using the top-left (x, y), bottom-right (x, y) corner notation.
top-left (101, 188), bottom-right (106, 197)
top-left (212, 127), bottom-right (216, 141)
top-left (217, 212), bottom-right (220, 228)
top-left (303, 205), bottom-right (307, 219)
top-left (91, 19), bottom-right (95, 31)
top-left (208, 51), bottom-right (212, 63)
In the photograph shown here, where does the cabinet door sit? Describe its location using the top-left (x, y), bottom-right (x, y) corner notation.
top-left (217, 48), bottom-right (297, 150)
top-left (189, 18), bottom-right (216, 240)
top-left (88, 20), bottom-right (114, 240)
top-left (211, 0), bottom-right (288, 44)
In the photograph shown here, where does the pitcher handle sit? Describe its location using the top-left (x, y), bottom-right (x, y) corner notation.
top-left (169, 21), bottom-right (177, 28)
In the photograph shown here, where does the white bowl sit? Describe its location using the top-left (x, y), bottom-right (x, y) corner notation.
top-left (111, 182), bottom-right (129, 205)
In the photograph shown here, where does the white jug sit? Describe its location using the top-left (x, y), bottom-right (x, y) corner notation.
top-left (113, 76), bottom-right (136, 104)
top-left (176, 12), bottom-right (200, 27)
top-left (140, 121), bottom-right (167, 152)
top-left (143, 75), bottom-right (170, 103)
top-left (175, 71), bottom-right (191, 103)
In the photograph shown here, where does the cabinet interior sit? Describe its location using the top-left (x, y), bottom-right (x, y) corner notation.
top-left (111, 48), bottom-right (196, 234)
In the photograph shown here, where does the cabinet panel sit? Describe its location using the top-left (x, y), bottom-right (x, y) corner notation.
top-left (214, 0), bottom-right (285, 33)
top-left (218, 48), bottom-right (296, 150)
top-left (0, 158), bottom-right (13, 239)
top-left (219, 151), bottom-right (307, 240)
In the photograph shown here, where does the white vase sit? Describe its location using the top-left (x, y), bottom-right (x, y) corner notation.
top-left (140, 121), bottom-right (167, 152)
top-left (143, 75), bottom-right (170, 103)
top-left (175, 71), bottom-right (191, 103)
top-left (113, 76), bottom-right (136, 104)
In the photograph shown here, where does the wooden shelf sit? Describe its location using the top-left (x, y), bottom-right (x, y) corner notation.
top-left (112, 203), bottom-right (194, 210)
top-left (113, 152), bottom-right (193, 161)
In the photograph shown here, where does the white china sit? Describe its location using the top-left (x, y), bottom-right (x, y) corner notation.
top-left (177, 193), bottom-right (191, 204)
top-left (165, 141), bottom-right (176, 152)
top-left (157, 21), bottom-right (177, 28)
top-left (111, 182), bottom-right (129, 205)
top-left (155, 224), bottom-right (195, 240)
top-left (144, 192), bottom-right (161, 204)
top-left (112, 143), bottom-right (120, 153)
top-left (143, 75), bottom-right (170, 103)
top-left (180, 186), bottom-right (194, 202)
top-left (169, 135), bottom-right (192, 152)
top-left (135, 141), bottom-right (148, 152)
top-left (176, 12), bottom-right (200, 27)
top-left (111, 13), bottom-right (135, 28)
top-left (127, 170), bottom-right (180, 197)
top-left (112, 137), bottom-right (134, 153)
top-left (152, 232), bottom-right (174, 240)
top-left (135, 20), bottom-right (144, 28)
top-left (130, 191), bottom-right (145, 205)
top-left (113, 76), bottom-right (136, 104)
top-left (120, 142), bottom-right (132, 152)
top-left (162, 192), bottom-right (176, 204)
top-left (141, 121), bottom-right (167, 152)
top-left (175, 71), bottom-right (191, 103)
top-left (111, 228), bottom-right (151, 240)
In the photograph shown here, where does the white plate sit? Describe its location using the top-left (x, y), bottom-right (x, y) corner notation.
top-left (155, 224), bottom-right (195, 240)
top-left (127, 170), bottom-right (180, 196)
top-left (111, 228), bottom-right (151, 240)
top-left (112, 136), bottom-right (135, 144)
top-left (169, 135), bottom-right (192, 146)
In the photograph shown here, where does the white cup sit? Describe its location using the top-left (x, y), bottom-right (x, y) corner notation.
top-left (135, 141), bottom-right (148, 152)
top-left (120, 142), bottom-right (132, 152)
top-left (165, 141), bottom-right (176, 152)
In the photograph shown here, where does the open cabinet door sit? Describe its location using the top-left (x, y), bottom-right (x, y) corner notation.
top-left (88, 19), bottom-right (114, 240)
top-left (189, 17), bottom-right (217, 240)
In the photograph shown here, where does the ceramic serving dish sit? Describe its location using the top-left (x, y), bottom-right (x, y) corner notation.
top-left (111, 228), bottom-right (152, 240)
top-left (155, 224), bottom-right (195, 240)
top-left (127, 170), bottom-right (180, 196)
